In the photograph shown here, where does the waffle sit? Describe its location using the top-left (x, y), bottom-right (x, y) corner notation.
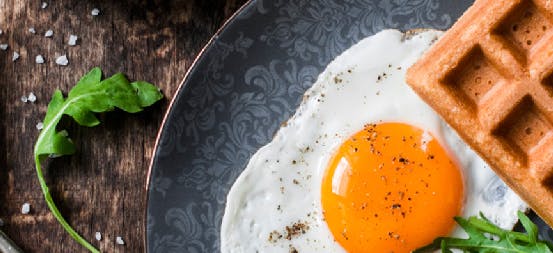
top-left (406, 0), bottom-right (553, 226)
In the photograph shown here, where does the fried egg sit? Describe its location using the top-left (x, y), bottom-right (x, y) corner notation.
top-left (220, 29), bottom-right (528, 253)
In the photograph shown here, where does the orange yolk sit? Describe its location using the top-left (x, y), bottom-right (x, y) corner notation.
top-left (321, 123), bottom-right (464, 253)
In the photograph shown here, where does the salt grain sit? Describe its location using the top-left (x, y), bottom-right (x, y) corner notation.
top-left (12, 51), bottom-right (19, 61)
top-left (21, 203), bottom-right (30, 214)
top-left (0, 44), bottom-right (8, 50)
top-left (91, 8), bottom-right (100, 16)
top-left (55, 55), bottom-right (68, 66)
top-left (28, 27), bottom-right (36, 34)
top-left (0, 218), bottom-right (4, 226)
top-left (68, 35), bottom-right (78, 46)
top-left (36, 122), bottom-right (43, 130)
top-left (41, 2), bottom-right (48, 9)
top-left (35, 55), bottom-right (45, 64)
top-left (20, 95), bottom-right (28, 103)
top-left (44, 29), bottom-right (53, 37)
top-left (28, 92), bottom-right (36, 102)
top-left (95, 232), bottom-right (102, 241)
top-left (0, 29), bottom-right (3, 35)
top-left (115, 236), bottom-right (124, 245)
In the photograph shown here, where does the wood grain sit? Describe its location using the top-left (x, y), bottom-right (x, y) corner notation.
top-left (0, 0), bottom-right (248, 252)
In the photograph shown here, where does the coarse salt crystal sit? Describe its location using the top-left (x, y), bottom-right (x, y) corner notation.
top-left (41, 2), bottom-right (48, 9)
top-left (55, 55), bottom-right (68, 66)
top-left (12, 51), bottom-right (19, 61)
top-left (28, 92), bottom-right (36, 102)
top-left (21, 203), bottom-right (30, 214)
top-left (95, 232), bottom-right (102, 241)
top-left (44, 30), bottom-right (53, 37)
top-left (0, 29), bottom-right (3, 35)
top-left (91, 8), bottom-right (100, 16)
top-left (28, 27), bottom-right (36, 34)
top-left (68, 35), bottom-right (78, 46)
top-left (0, 44), bottom-right (8, 50)
top-left (20, 95), bottom-right (28, 103)
top-left (35, 55), bottom-right (44, 64)
top-left (36, 122), bottom-right (43, 130)
top-left (115, 236), bottom-right (124, 245)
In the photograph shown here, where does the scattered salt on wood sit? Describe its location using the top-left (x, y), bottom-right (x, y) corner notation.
top-left (0, 44), bottom-right (8, 50)
top-left (12, 51), bottom-right (19, 61)
top-left (21, 203), bottom-right (30, 214)
top-left (28, 27), bottom-right (36, 34)
top-left (35, 55), bottom-right (45, 64)
top-left (41, 2), bottom-right (48, 9)
top-left (36, 122), bottom-right (43, 130)
top-left (95, 232), bottom-right (102, 241)
top-left (44, 29), bottom-right (53, 37)
top-left (115, 236), bottom-right (124, 245)
top-left (91, 8), bottom-right (100, 16)
top-left (55, 55), bottom-right (68, 66)
top-left (20, 95), bottom-right (28, 103)
top-left (68, 35), bottom-right (78, 46)
top-left (28, 92), bottom-right (36, 103)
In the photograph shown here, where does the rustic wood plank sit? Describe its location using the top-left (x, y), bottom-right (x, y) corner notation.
top-left (0, 0), bottom-right (248, 252)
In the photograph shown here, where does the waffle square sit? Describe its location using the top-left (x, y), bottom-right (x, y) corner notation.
top-left (407, 0), bottom-right (553, 226)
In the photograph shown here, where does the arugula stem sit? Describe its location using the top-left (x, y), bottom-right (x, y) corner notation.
top-left (34, 157), bottom-right (100, 253)
top-left (444, 239), bottom-right (527, 253)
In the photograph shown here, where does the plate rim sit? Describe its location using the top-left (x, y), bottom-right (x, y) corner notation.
top-left (143, 0), bottom-right (255, 250)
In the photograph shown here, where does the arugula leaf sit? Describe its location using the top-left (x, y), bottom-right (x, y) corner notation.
top-left (414, 211), bottom-right (553, 253)
top-left (33, 67), bottom-right (163, 253)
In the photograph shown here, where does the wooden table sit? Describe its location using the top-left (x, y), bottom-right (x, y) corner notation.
top-left (0, 0), bottom-right (248, 252)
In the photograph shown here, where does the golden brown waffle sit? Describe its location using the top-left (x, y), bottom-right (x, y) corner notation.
top-left (407, 0), bottom-right (553, 226)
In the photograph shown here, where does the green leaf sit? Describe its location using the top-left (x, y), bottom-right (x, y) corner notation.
top-left (35, 90), bottom-right (76, 158)
top-left (131, 81), bottom-right (164, 107)
top-left (33, 67), bottom-right (163, 253)
top-left (518, 210), bottom-right (538, 244)
top-left (414, 211), bottom-right (553, 253)
top-left (440, 240), bottom-right (453, 253)
top-left (68, 67), bottom-right (102, 97)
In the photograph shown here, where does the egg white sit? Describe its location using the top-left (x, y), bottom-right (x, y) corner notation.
top-left (221, 29), bottom-right (527, 253)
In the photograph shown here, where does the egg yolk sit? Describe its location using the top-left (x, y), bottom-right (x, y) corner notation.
top-left (321, 123), bottom-right (464, 253)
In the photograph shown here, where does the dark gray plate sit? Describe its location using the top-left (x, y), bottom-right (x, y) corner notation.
top-left (146, 0), bottom-right (553, 252)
